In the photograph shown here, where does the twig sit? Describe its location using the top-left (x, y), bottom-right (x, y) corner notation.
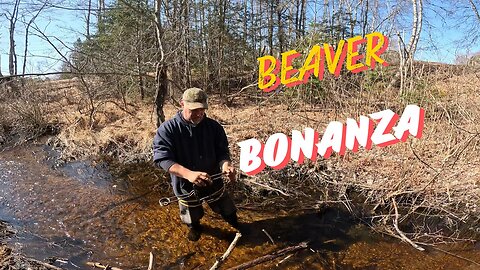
top-left (409, 143), bottom-right (438, 172)
top-left (391, 198), bottom-right (425, 251)
top-left (227, 82), bottom-right (258, 98)
top-left (429, 245), bottom-right (480, 267)
top-left (262, 229), bottom-right (275, 244)
top-left (318, 239), bottom-right (335, 244)
top-left (242, 178), bottom-right (290, 196)
top-left (86, 262), bottom-right (123, 270)
top-left (23, 257), bottom-right (64, 270)
top-left (276, 254), bottom-right (294, 266)
top-left (210, 232), bottom-right (242, 270)
top-left (147, 251), bottom-right (156, 270)
top-left (227, 242), bottom-right (308, 270)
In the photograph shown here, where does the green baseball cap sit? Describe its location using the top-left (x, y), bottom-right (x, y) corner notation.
top-left (182, 88), bottom-right (208, 109)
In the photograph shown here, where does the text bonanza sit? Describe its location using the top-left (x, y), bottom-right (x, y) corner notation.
top-left (238, 105), bottom-right (425, 175)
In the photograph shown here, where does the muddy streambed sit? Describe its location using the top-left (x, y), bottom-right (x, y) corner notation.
top-left (0, 142), bottom-right (479, 270)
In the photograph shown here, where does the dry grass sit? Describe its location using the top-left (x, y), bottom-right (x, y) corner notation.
top-left (3, 68), bottom-right (479, 244)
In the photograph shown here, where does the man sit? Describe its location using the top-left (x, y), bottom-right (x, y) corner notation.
top-left (153, 87), bottom-right (240, 241)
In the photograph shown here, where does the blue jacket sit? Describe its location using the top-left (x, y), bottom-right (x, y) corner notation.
top-left (153, 111), bottom-right (231, 197)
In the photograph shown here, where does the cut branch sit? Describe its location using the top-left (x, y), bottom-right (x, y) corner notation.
top-left (210, 232), bottom-right (242, 270)
top-left (227, 242), bottom-right (308, 270)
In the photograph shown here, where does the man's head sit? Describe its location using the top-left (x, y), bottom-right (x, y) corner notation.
top-left (181, 88), bottom-right (208, 125)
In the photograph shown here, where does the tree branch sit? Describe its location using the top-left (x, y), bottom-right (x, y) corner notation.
top-left (210, 233), bottom-right (242, 270)
top-left (227, 242), bottom-right (308, 270)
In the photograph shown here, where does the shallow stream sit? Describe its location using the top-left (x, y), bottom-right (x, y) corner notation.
top-left (0, 142), bottom-right (479, 269)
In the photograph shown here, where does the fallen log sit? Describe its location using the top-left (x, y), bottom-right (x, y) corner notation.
top-left (227, 241), bottom-right (308, 270)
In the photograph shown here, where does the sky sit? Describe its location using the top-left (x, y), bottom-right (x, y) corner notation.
top-left (414, 1), bottom-right (480, 64)
top-left (1, 1), bottom-right (479, 76)
top-left (0, 1), bottom-right (86, 75)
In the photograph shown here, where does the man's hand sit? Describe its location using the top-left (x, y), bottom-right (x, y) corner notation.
top-left (186, 171), bottom-right (212, 187)
top-left (221, 160), bottom-right (236, 183)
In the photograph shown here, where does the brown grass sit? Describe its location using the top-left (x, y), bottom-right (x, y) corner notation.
top-left (3, 68), bottom-right (479, 243)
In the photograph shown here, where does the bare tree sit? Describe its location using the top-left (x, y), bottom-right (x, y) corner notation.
top-left (276, 0), bottom-right (284, 53)
top-left (154, 0), bottom-right (167, 126)
top-left (468, 0), bottom-right (480, 22)
top-left (22, 1), bottom-right (47, 76)
top-left (400, 0), bottom-right (423, 94)
top-left (98, 0), bottom-right (105, 33)
top-left (0, 53), bottom-right (3, 80)
top-left (86, 0), bottom-right (92, 38)
top-left (7, 0), bottom-right (21, 76)
top-left (134, 0), bottom-right (146, 100)
top-left (406, 0), bottom-right (423, 59)
top-left (387, 0), bottom-right (424, 94)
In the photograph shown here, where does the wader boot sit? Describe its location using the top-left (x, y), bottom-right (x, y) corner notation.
top-left (187, 222), bottom-right (202, 241)
top-left (223, 213), bottom-right (251, 235)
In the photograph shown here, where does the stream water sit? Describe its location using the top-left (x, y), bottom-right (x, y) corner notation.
top-left (0, 142), bottom-right (479, 269)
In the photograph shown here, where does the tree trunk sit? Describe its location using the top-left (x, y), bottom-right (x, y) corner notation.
top-left (294, 0), bottom-right (300, 38)
top-left (98, 0), bottom-right (105, 33)
top-left (136, 0), bottom-right (145, 100)
top-left (389, 0), bottom-right (423, 94)
top-left (136, 43), bottom-right (145, 100)
top-left (183, 0), bottom-right (191, 86)
top-left (203, 0), bottom-right (210, 89)
top-left (23, 2), bottom-right (46, 77)
top-left (268, 1), bottom-right (274, 55)
top-left (155, 65), bottom-right (167, 127)
top-left (469, 0), bottom-right (480, 22)
top-left (86, 0), bottom-right (92, 38)
top-left (362, 0), bottom-right (369, 38)
top-left (406, 0), bottom-right (423, 93)
top-left (9, 0), bottom-right (21, 76)
top-left (406, 0), bottom-right (422, 59)
top-left (243, 0), bottom-right (247, 42)
top-left (277, 0), bottom-right (284, 53)
top-left (154, 0), bottom-right (167, 126)
top-left (258, 0), bottom-right (263, 56)
top-left (323, 0), bottom-right (329, 25)
top-left (300, 0), bottom-right (306, 37)
top-left (0, 54), bottom-right (3, 77)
